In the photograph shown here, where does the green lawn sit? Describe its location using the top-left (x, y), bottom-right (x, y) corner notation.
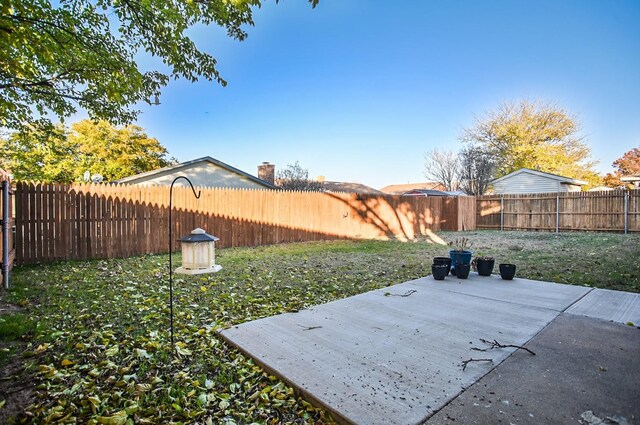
top-left (1, 231), bottom-right (639, 424)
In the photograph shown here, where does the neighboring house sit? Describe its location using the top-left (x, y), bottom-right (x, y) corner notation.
top-left (402, 189), bottom-right (449, 197)
top-left (621, 174), bottom-right (640, 188)
top-left (380, 182), bottom-right (445, 195)
top-left (491, 168), bottom-right (587, 194)
top-left (322, 181), bottom-right (384, 194)
top-left (116, 156), bottom-right (276, 190)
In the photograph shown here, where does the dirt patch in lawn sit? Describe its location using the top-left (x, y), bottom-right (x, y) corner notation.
top-left (0, 299), bottom-right (22, 315)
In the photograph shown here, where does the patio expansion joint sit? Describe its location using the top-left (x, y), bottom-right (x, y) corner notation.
top-left (561, 286), bottom-right (596, 312)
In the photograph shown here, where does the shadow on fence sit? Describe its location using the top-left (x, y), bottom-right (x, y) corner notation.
top-left (14, 182), bottom-right (475, 265)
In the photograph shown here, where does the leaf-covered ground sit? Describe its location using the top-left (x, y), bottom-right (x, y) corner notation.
top-left (1, 231), bottom-right (639, 424)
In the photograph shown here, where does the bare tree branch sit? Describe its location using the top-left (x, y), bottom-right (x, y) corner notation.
top-left (423, 148), bottom-right (460, 191)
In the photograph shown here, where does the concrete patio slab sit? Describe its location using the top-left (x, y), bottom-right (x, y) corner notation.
top-left (566, 288), bottom-right (640, 325)
top-left (220, 274), bottom-right (591, 425)
top-left (426, 314), bottom-right (640, 425)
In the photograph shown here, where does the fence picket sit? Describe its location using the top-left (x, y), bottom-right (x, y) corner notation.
top-left (476, 190), bottom-right (637, 232)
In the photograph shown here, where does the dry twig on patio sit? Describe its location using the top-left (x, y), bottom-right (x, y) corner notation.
top-left (472, 338), bottom-right (536, 356)
top-left (461, 358), bottom-right (493, 371)
top-left (297, 325), bottom-right (322, 331)
top-left (384, 289), bottom-right (417, 297)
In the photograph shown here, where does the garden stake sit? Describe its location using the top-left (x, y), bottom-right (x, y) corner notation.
top-left (168, 176), bottom-right (201, 352)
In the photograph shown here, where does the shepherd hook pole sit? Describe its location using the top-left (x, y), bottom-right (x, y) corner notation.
top-left (2, 180), bottom-right (9, 289)
top-left (168, 177), bottom-right (201, 349)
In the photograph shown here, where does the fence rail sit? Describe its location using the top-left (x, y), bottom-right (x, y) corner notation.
top-left (476, 190), bottom-right (640, 233)
top-left (14, 182), bottom-right (476, 265)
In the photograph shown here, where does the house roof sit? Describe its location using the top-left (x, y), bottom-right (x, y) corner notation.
top-left (620, 174), bottom-right (640, 182)
top-left (380, 182), bottom-right (445, 194)
top-left (491, 168), bottom-right (588, 186)
top-left (403, 189), bottom-right (449, 196)
top-left (322, 181), bottom-right (384, 194)
top-left (116, 156), bottom-right (277, 189)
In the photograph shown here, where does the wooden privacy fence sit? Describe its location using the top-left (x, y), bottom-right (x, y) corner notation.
top-left (476, 190), bottom-right (640, 233)
top-left (14, 182), bottom-right (476, 265)
top-left (1, 169), bottom-right (15, 287)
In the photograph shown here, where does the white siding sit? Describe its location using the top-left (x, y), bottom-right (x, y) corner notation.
top-left (493, 172), bottom-right (562, 194)
top-left (131, 162), bottom-right (267, 189)
top-left (562, 183), bottom-right (582, 192)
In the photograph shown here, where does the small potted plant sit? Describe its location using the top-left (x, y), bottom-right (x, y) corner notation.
top-left (449, 237), bottom-right (472, 274)
top-left (474, 256), bottom-right (495, 276)
top-left (431, 263), bottom-right (448, 280)
top-left (499, 263), bottom-right (517, 280)
top-left (433, 257), bottom-right (452, 275)
top-left (455, 262), bottom-right (471, 279)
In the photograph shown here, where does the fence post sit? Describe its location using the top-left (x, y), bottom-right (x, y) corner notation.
top-left (624, 190), bottom-right (629, 234)
top-left (556, 194), bottom-right (560, 233)
top-left (2, 180), bottom-right (9, 289)
top-left (500, 196), bottom-right (504, 231)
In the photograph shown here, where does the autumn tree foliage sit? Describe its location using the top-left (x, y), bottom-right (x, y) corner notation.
top-left (0, 119), bottom-right (173, 181)
top-left (603, 147), bottom-right (640, 188)
top-left (461, 100), bottom-right (601, 187)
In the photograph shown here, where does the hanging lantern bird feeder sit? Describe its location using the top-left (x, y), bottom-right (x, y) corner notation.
top-left (175, 228), bottom-right (222, 274)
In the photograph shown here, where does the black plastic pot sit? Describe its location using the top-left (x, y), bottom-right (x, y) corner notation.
top-left (455, 263), bottom-right (471, 279)
top-left (499, 263), bottom-right (517, 280)
top-left (433, 257), bottom-right (452, 275)
top-left (476, 258), bottom-right (495, 276)
top-left (431, 264), bottom-right (448, 280)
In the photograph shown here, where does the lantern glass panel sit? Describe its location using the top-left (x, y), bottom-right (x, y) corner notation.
top-left (181, 242), bottom-right (215, 270)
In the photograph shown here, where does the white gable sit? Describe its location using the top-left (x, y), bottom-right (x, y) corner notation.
top-left (491, 168), bottom-right (586, 194)
top-left (493, 170), bottom-right (583, 194)
top-left (126, 161), bottom-right (267, 189)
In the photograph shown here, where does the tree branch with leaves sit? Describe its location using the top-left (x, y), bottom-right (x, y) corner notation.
top-left (603, 147), bottom-right (640, 188)
top-left (0, 0), bottom-right (318, 130)
top-left (276, 161), bottom-right (324, 191)
top-left (0, 119), bottom-right (174, 181)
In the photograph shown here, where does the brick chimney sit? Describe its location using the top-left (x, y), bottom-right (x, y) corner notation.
top-left (257, 162), bottom-right (275, 185)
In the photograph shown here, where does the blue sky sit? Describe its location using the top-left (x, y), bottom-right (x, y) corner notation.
top-left (132, 0), bottom-right (640, 189)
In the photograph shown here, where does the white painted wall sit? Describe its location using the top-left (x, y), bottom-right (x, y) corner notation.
top-left (493, 172), bottom-right (581, 194)
top-left (130, 162), bottom-right (267, 189)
